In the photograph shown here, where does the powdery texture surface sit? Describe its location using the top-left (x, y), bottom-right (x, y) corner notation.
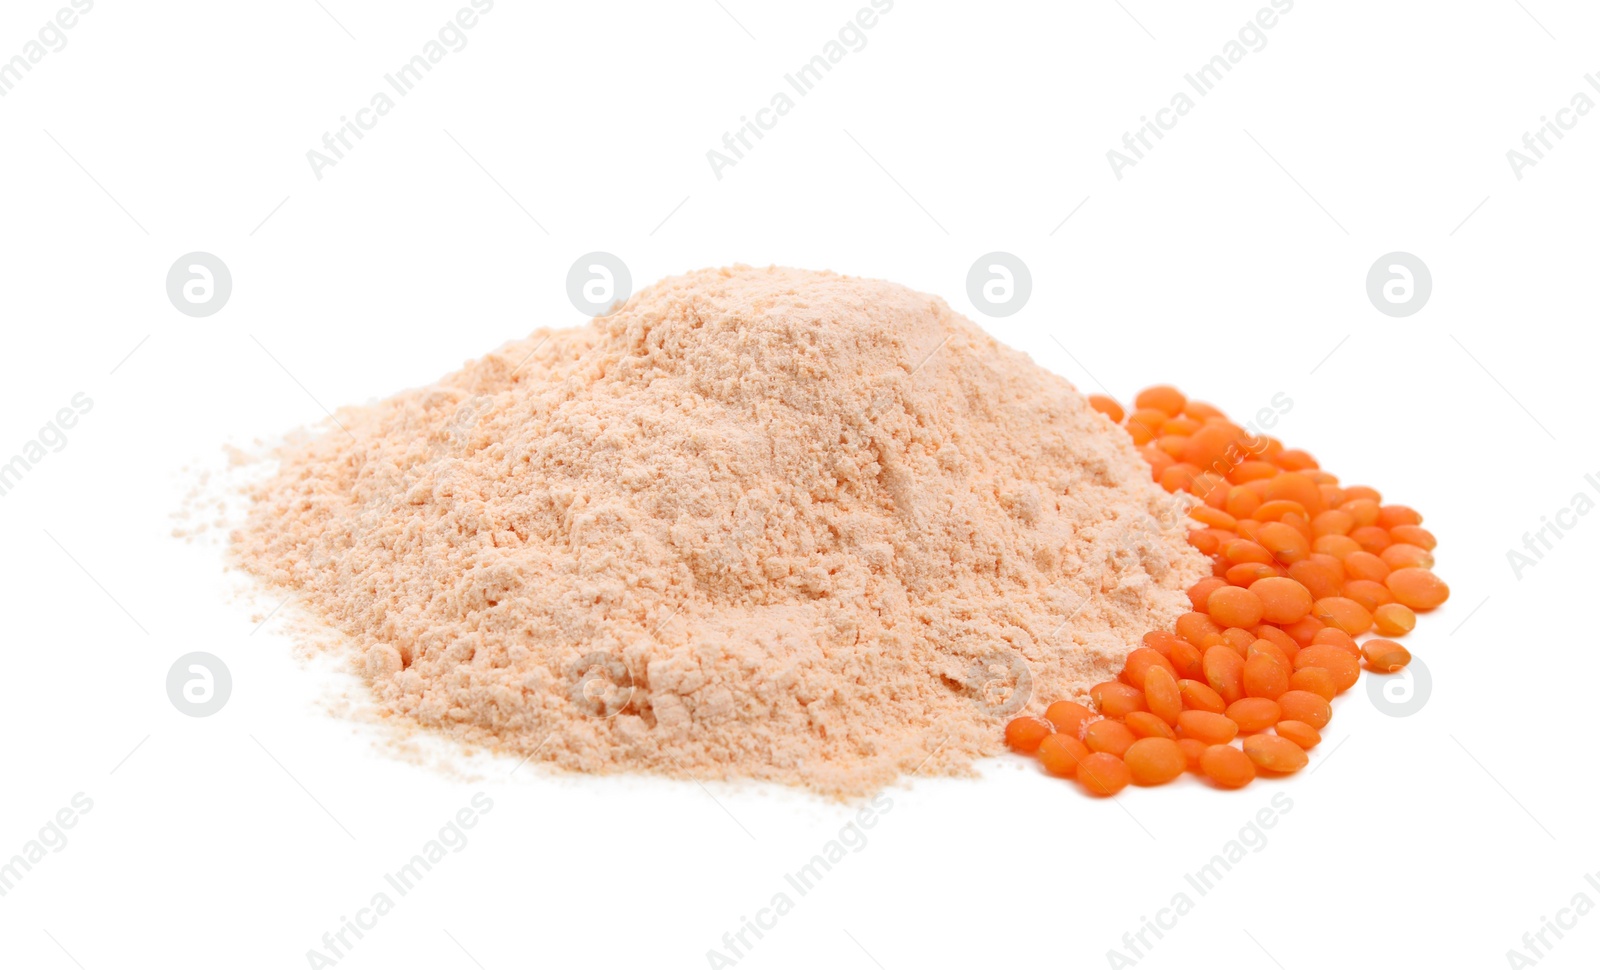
top-left (233, 266), bottom-right (1207, 797)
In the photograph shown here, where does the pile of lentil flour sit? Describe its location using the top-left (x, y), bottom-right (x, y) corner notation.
top-left (232, 266), bottom-right (1207, 797)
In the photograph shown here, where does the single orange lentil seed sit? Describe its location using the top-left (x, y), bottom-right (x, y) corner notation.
top-left (1275, 720), bottom-right (1322, 749)
top-left (1177, 710), bottom-right (1239, 745)
top-left (1037, 733), bottom-right (1090, 777)
top-left (1085, 719), bottom-right (1137, 758)
top-left (1044, 700), bottom-right (1095, 738)
top-left (1244, 734), bottom-right (1310, 774)
top-left (1076, 752), bottom-right (1132, 796)
top-left (1226, 697), bottom-right (1282, 733)
top-left (1361, 638), bottom-right (1413, 672)
top-left (1125, 738), bottom-right (1187, 786)
top-left (1005, 716), bottom-right (1052, 753)
top-left (1372, 602), bottom-right (1417, 636)
top-left (1200, 744), bottom-right (1256, 789)
top-left (1125, 711), bottom-right (1178, 740)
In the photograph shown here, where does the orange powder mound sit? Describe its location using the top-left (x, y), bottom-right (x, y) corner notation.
top-left (232, 266), bottom-right (1208, 796)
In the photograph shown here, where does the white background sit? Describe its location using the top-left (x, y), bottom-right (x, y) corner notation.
top-left (1, 1), bottom-right (1595, 967)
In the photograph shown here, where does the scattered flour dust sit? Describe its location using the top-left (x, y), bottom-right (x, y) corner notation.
top-left (230, 266), bottom-right (1206, 797)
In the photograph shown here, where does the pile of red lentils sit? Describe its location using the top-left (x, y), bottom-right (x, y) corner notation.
top-left (1005, 385), bottom-right (1446, 795)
